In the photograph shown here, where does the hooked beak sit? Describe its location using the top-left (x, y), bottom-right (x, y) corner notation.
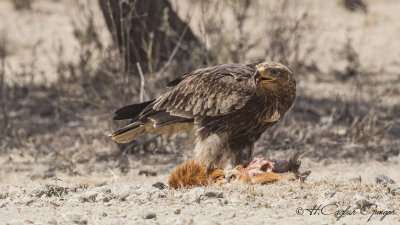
top-left (253, 69), bottom-right (275, 84)
top-left (254, 70), bottom-right (262, 84)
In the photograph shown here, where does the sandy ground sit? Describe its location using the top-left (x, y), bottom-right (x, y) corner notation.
top-left (1, 157), bottom-right (400, 225)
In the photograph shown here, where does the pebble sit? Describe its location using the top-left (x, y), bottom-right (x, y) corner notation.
top-left (152, 182), bottom-right (167, 190)
top-left (0, 192), bottom-right (7, 199)
top-left (183, 188), bottom-right (205, 203)
top-left (96, 193), bottom-right (111, 203)
top-left (144, 211), bottom-right (156, 219)
top-left (388, 184), bottom-right (400, 196)
top-left (353, 193), bottom-right (371, 209)
top-left (375, 174), bottom-right (395, 184)
top-left (66, 213), bottom-right (88, 225)
top-left (92, 186), bottom-right (112, 194)
top-left (204, 190), bottom-right (223, 198)
top-left (22, 197), bottom-right (34, 205)
top-left (174, 208), bottom-right (181, 214)
top-left (80, 191), bottom-right (98, 203)
top-left (118, 191), bottom-right (130, 201)
top-left (30, 188), bottom-right (45, 198)
top-left (0, 199), bottom-right (10, 208)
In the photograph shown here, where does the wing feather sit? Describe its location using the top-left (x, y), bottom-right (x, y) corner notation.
top-left (153, 64), bottom-right (256, 118)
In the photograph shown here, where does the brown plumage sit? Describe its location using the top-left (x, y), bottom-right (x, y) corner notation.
top-left (111, 61), bottom-right (296, 171)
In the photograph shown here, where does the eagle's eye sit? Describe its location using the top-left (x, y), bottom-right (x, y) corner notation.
top-left (271, 69), bottom-right (279, 75)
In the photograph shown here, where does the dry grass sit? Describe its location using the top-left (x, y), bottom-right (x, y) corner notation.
top-left (195, 0), bottom-right (316, 74)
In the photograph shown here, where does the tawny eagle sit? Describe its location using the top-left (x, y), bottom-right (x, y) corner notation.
top-left (111, 61), bottom-right (296, 172)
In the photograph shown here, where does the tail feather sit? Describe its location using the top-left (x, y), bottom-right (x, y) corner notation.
top-left (111, 99), bottom-right (194, 143)
top-left (110, 122), bottom-right (150, 143)
top-left (113, 100), bottom-right (153, 120)
top-left (111, 121), bottom-right (194, 143)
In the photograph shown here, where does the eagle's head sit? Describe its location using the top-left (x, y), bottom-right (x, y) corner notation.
top-left (253, 61), bottom-right (296, 109)
top-left (253, 61), bottom-right (295, 89)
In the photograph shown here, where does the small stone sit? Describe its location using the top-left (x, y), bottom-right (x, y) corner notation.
top-left (183, 188), bottom-right (205, 203)
top-left (174, 208), bottom-right (181, 214)
top-left (30, 188), bottom-right (46, 198)
top-left (245, 194), bottom-right (256, 202)
top-left (375, 174), bottom-right (395, 184)
top-left (388, 184), bottom-right (400, 196)
top-left (0, 199), bottom-right (10, 208)
top-left (93, 186), bottom-right (111, 194)
top-left (96, 193), bottom-right (111, 203)
top-left (151, 190), bottom-right (165, 199)
top-left (144, 211), bottom-right (156, 219)
top-left (80, 191), bottom-right (98, 203)
top-left (392, 190), bottom-right (400, 196)
top-left (22, 197), bottom-right (34, 205)
top-left (204, 190), bottom-right (223, 198)
top-left (67, 213), bottom-right (88, 225)
top-left (353, 193), bottom-right (371, 209)
top-left (118, 191), bottom-right (130, 201)
top-left (152, 182), bottom-right (167, 190)
top-left (0, 192), bottom-right (7, 199)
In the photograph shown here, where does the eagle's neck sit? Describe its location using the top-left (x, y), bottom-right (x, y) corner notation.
top-left (255, 81), bottom-right (296, 114)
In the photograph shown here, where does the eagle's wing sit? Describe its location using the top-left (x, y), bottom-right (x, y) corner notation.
top-left (151, 64), bottom-right (256, 118)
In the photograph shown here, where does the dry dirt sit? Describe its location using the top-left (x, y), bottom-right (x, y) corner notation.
top-left (1, 156), bottom-right (400, 225)
top-left (1, 0), bottom-right (400, 224)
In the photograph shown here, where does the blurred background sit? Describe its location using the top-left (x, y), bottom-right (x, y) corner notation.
top-left (0, 0), bottom-right (399, 178)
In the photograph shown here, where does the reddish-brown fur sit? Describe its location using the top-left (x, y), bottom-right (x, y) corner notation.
top-left (250, 172), bottom-right (282, 184)
top-left (168, 160), bottom-right (208, 189)
top-left (168, 160), bottom-right (282, 189)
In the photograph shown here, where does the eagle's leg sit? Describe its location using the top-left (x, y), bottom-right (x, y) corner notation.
top-left (232, 144), bottom-right (254, 167)
top-left (193, 132), bottom-right (230, 177)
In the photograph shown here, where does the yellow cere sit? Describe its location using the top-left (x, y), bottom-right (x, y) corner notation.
top-left (257, 68), bottom-right (265, 75)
